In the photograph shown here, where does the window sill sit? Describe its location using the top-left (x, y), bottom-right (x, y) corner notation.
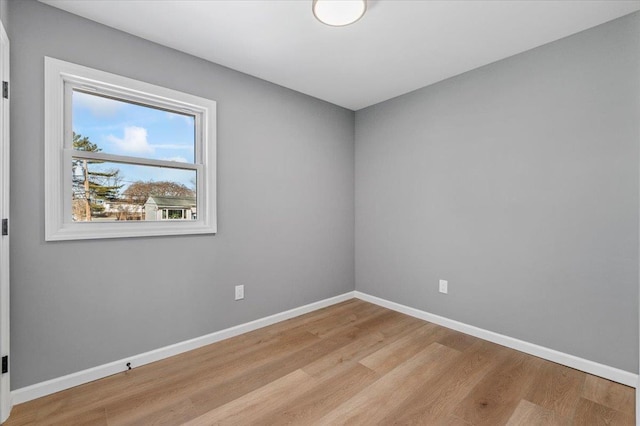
top-left (46, 221), bottom-right (216, 241)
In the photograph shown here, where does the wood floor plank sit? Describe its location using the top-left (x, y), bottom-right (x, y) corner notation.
top-left (301, 329), bottom-right (385, 379)
top-left (263, 299), bottom-right (376, 336)
top-left (4, 300), bottom-right (636, 426)
top-left (453, 350), bottom-right (544, 425)
top-left (360, 310), bottom-right (425, 338)
top-left (443, 414), bottom-right (474, 426)
top-left (48, 329), bottom-right (321, 424)
top-left (573, 397), bottom-right (635, 426)
top-left (302, 309), bottom-right (425, 380)
top-left (99, 303), bottom-right (372, 424)
top-left (359, 322), bottom-right (451, 374)
top-left (39, 407), bottom-right (108, 426)
top-left (524, 361), bottom-right (585, 420)
top-left (183, 369), bottom-right (317, 425)
top-left (125, 302), bottom-right (365, 380)
top-left (377, 339), bottom-right (510, 424)
top-left (275, 301), bottom-right (386, 339)
top-left (315, 342), bottom-right (461, 425)
top-left (186, 325), bottom-right (375, 417)
top-left (582, 374), bottom-right (635, 416)
top-left (4, 391), bottom-right (68, 426)
top-left (94, 304), bottom-right (389, 425)
top-left (437, 329), bottom-right (479, 352)
top-left (0, 403), bottom-right (37, 426)
top-left (107, 398), bottom-right (196, 426)
top-left (350, 309), bottom-right (423, 340)
top-left (506, 399), bottom-right (570, 426)
top-left (251, 363), bottom-right (378, 425)
top-left (30, 375), bottom-right (141, 425)
top-left (24, 324), bottom-right (318, 423)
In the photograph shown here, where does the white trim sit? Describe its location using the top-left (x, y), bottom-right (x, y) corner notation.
top-left (637, 33), bottom-right (640, 424)
top-left (66, 150), bottom-right (202, 171)
top-left (0, 19), bottom-right (9, 424)
top-left (354, 291), bottom-right (638, 388)
top-left (11, 292), bottom-right (355, 405)
top-left (11, 290), bottom-right (637, 406)
top-left (44, 57), bottom-right (217, 241)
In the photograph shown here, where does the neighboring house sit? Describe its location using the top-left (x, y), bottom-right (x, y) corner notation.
top-left (103, 202), bottom-right (144, 221)
top-left (144, 196), bottom-right (197, 221)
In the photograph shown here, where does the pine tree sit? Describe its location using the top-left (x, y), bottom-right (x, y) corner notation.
top-left (72, 132), bottom-right (122, 221)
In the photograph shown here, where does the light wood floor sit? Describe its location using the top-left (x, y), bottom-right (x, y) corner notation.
top-left (3, 299), bottom-right (635, 425)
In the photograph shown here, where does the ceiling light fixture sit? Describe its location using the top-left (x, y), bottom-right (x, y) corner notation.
top-left (313, 0), bottom-right (366, 27)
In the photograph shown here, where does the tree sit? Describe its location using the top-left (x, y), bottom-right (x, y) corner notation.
top-left (123, 181), bottom-right (195, 205)
top-left (72, 132), bottom-right (122, 221)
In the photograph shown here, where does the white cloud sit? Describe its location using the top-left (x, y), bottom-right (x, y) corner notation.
top-left (107, 126), bottom-right (154, 154)
top-left (162, 156), bottom-right (188, 163)
top-left (74, 91), bottom-right (122, 117)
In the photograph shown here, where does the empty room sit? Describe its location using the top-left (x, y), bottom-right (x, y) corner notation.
top-left (0, 0), bottom-right (638, 424)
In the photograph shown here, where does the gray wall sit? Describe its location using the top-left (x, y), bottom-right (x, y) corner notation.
top-left (9, 0), bottom-right (355, 389)
top-left (355, 13), bottom-right (640, 372)
top-left (6, 0), bottom-right (639, 390)
top-left (0, 1), bottom-right (7, 33)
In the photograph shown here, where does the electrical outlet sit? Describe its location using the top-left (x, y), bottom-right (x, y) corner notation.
top-left (235, 285), bottom-right (244, 300)
top-left (439, 279), bottom-right (448, 294)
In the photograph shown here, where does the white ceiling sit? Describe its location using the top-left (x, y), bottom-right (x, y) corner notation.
top-left (40, 0), bottom-right (640, 111)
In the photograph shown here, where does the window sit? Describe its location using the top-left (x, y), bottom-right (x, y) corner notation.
top-left (44, 57), bottom-right (216, 240)
top-left (166, 209), bottom-right (186, 220)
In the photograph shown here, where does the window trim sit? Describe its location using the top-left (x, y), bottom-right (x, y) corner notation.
top-left (44, 57), bottom-right (217, 241)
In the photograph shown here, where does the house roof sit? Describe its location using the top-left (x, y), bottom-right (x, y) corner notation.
top-left (145, 196), bottom-right (196, 208)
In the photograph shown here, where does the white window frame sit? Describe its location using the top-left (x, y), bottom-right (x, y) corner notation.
top-left (44, 57), bottom-right (217, 241)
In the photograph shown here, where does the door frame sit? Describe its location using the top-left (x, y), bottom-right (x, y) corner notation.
top-left (0, 17), bottom-right (10, 424)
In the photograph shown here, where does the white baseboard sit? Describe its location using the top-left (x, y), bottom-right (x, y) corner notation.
top-left (11, 289), bottom-right (637, 406)
top-left (354, 291), bottom-right (638, 388)
top-left (11, 291), bottom-right (356, 405)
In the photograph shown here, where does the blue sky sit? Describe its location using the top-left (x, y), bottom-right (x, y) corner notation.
top-left (72, 91), bottom-right (196, 191)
